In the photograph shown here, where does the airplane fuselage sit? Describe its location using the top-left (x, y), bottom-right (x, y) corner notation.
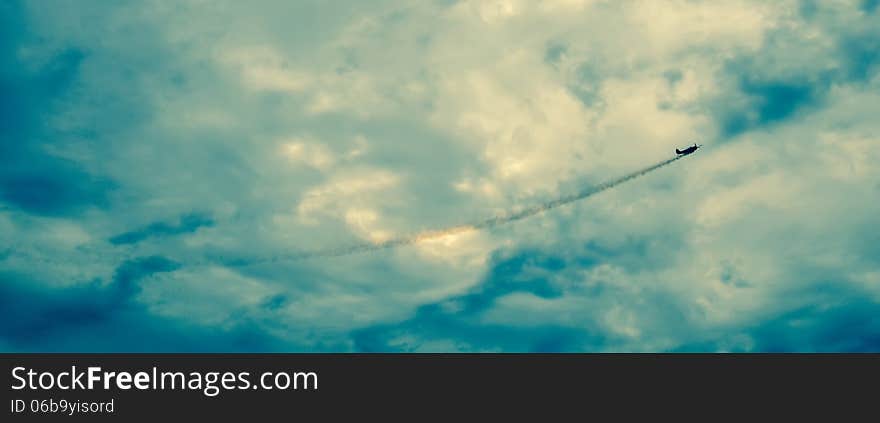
top-left (675, 145), bottom-right (700, 155)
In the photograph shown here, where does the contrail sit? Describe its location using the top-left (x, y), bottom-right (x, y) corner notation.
top-left (224, 154), bottom-right (687, 265)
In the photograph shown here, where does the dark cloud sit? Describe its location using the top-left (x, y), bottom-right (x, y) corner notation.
top-left (544, 41), bottom-right (567, 66)
top-left (0, 274), bottom-right (109, 345)
top-left (111, 256), bottom-right (181, 299)
top-left (712, 8), bottom-right (880, 139)
top-left (0, 256), bottom-right (288, 352)
top-left (352, 249), bottom-right (605, 352)
top-left (109, 213), bottom-right (215, 245)
top-left (718, 76), bottom-right (827, 138)
top-left (260, 294), bottom-right (288, 311)
top-left (748, 295), bottom-right (880, 352)
top-left (677, 283), bottom-right (880, 352)
top-left (0, 1), bottom-right (112, 216)
top-left (457, 250), bottom-right (567, 314)
top-left (663, 69), bottom-right (684, 86)
top-left (838, 32), bottom-right (880, 81)
top-left (799, 0), bottom-right (819, 19)
top-left (0, 169), bottom-right (112, 217)
top-left (0, 256), bottom-right (178, 348)
top-left (569, 63), bottom-right (604, 107)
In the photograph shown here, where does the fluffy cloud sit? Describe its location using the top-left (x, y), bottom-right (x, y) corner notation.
top-left (2, 0), bottom-right (878, 351)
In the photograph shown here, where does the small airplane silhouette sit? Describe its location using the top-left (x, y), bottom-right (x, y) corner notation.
top-left (675, 143), bottom-right (701, 156)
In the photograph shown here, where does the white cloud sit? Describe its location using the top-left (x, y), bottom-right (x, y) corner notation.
top-left (279, 138), bottom-right (337, 170)
top-left (293, 168), bottom-right (400, 226)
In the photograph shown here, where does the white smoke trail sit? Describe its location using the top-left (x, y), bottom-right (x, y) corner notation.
top-left (224, 154), bottom-right (686, 265)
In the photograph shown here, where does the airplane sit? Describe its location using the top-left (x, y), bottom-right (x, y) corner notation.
top-left (675, 143), bottom-right (701, 156)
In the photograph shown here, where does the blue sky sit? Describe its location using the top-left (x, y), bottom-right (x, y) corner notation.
top-left (2, 0), bottom-right (879, 352)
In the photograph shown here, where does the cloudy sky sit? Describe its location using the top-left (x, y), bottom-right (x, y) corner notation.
top-left (2, 0), bottom-right (879, 352)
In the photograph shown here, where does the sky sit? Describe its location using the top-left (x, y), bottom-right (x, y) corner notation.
top-left (2, 0), bottom-right (879, 352)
